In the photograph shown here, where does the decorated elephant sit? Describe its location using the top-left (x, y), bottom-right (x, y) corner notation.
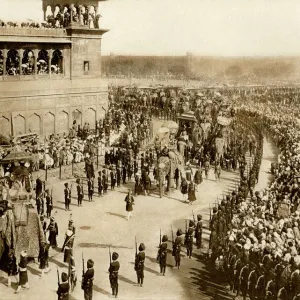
top-left (156, 150), bottom-right (185, 198)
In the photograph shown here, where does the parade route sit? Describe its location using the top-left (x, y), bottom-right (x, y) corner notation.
top-left (0, 160), bottom-right (238, 300)
top-left (0, 134), bottom-right (279, 300)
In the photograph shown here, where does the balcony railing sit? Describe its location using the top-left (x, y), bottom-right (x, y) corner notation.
top-left (0, 26), bottom-right (67, 37)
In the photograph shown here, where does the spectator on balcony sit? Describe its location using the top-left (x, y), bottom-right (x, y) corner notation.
top-left (63, 9), bottom-right (71, 27)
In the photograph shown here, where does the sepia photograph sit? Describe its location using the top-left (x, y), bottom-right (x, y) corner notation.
top-left (0, 0), bottom-right (300, 299)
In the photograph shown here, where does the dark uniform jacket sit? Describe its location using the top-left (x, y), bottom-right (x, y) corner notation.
top-left (173, 236), bottom-right (183, 256)
top-left (82, 268), bottom-right (94, 290)
top-left (185, 227), bottom-right (195, 244)
top-left (77, 184), bottom-right (83, 196)
top-left (135, 252), bottom-right (145, 272)
top-left (57, 282), bottom-right (70, 300)
top-left (64, 188), bottom-right (71, 202)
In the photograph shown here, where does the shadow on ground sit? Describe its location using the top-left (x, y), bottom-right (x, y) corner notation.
top-left (188, 253), bottom-right (234, 300)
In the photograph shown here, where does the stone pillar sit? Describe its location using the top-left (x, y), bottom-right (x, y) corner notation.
top-left (18, 49), bottom-right (24, 76)
top-left (48, 49), bottom-right (53, 77)
top-left (62, 49), bottom-right (65, 76)
top-left (3, 48), bottom-right (7, 77)
top-left (34, 49), bottom-right (38, 78)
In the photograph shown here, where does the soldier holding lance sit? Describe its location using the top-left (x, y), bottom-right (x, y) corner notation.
top-left (81, 255), bottom-right (94, 300)
top-left (109, 249), bottom-right (120, 298)
top-left (172, 229), bottom-right (183, 269)
top-left (62, 227), bottom-right (75, 264)
top-left (157, 231), bottom-right (168, 276)
top-left (195, 214), bottom-right (203, 249)
top-left (57, 269), bottom-right (70, 300)
top-left (185, 220), bottom-right (195, 259)
top-left (64, 183), bottom-right (71, 211)
top-left (135, 240), bottom-right (146, 287)
top-left (45, 188), bottom-right (53, 218)
top-left (76, 178), bottom-right (84, 207)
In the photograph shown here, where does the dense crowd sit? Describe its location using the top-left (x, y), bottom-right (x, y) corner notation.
top-left (207, 87), bottom-right (300, 300)
top-left (4, 84), bottom-right (300, 299)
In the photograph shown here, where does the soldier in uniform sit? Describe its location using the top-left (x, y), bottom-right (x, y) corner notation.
top-left (69, 254), bottom-right (77, 292)
top-left (64, 183), bottom-right (71, 211)
top-left (110, 167), bottom-right (116, 190)
top-left (173, 229), bottom-right (183, 269)
top-left (102, 170), bottom-right (108, 194)
top-left (87, 179), bottom-right (94, 202)
top-left (36, 196), bottom-right (41, 215)
top-left (265, 271), bottom-right (277, 300)
top-left (195, 215), bottom-right (203, 249)
top-left (180, 178), bottom-right (188, 203)
top-left (45, 189), bottom-right (53, 218)
top-left (125, 190), bottom-right (135, 220)
top-left (47, 216), bottom-right (58, 248)
top-left (256, 267), bottom-right (266, 300)
top-left (6, 249), bottom-right (17, 287)
top-left (97, 171), bottom-right (103, 197)
top-left (233, 249), bottom-right (242, 294)
top-left (187, 181), bottom-right (196, 205)
top-left (193, 167), bottom-right (203, 191)
top-left (135, 243), bottom-right (146, 287)
top-left (247, 262), bottom-right (258, 300)
top-left (144, 172), bottom-right (151, 196)
top-left (82, 259), bottom-right (94, 300)
top-left (291, 259), bottom-right (300, 300)
top-left (57, 272), bottom-right (70, 300)
top-left (15, 251), bottom-right (29, 293)
top-left (185, 220), bottom-right (195, 259)
top-left (277, 286), bottom-right (288, 300)
top-left (62, 228), bottom-right (75, 263)
top-left (239, 260), bottom-right (249, 300)
top-left (109, 252), bottom-right (120, 298)
top-left (76, 179), bottom-right (84, 207)
top-left (157, 235), bottom-right (168, 276)
top-left (40, 215), bottom-right (47, 234)
top-left (38, 241), bottom-right (50, 277)
top-left (68, 219), bottom-right (76, 234)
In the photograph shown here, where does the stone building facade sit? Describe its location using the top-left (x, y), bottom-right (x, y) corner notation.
top-left (0, 0), bottom-right (108, 138)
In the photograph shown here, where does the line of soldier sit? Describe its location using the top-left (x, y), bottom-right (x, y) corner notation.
top-left (207, 110), bottom-right (299, 300)
top-left (54, 211), bottom-right (203, 300)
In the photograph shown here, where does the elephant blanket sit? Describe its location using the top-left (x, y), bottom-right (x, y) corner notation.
top-left (0, 208), bottom-right (44, 260)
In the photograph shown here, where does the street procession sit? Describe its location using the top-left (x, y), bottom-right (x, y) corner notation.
top-left (1, 0), bottom-right (300, 300)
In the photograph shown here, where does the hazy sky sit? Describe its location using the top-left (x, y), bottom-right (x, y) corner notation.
top-left (2, 0), bottom-right (300, 56)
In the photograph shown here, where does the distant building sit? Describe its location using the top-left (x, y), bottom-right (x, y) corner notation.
top-left (0, 0), bottom-right (109, 138)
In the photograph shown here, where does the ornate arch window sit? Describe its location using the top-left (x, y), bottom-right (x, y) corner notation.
top-left (6, 49), bottom-right (19, 76)
top-left (37, 49), bottom-right (49, 74)
top-left (0, 50), bottom-right (3, 76)
top-left (22, 49), bottom-right (35, 75)
top-left (51, 49), bottom-right (63, 74)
